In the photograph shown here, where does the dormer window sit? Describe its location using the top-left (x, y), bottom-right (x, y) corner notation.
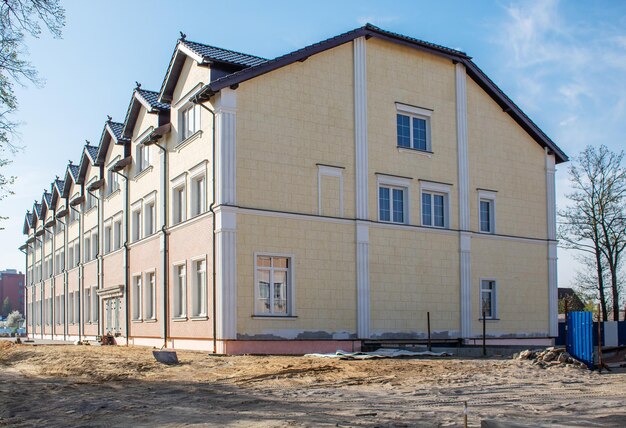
top-left (136, 143), bottom-right (151, 173)
top-left (180, 104), bottom-right (201, 141)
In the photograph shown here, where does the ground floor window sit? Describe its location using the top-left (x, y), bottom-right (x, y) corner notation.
top-left (132, 275), bottom-right (142, 320)
top-left (480, 279), bottom-right (497, 319)
top-left (144, 271), bottom-right (156, 320)
top-left (255, 255), bottom-right (292, 316)
top-left (191, 259), bottom-right (207, 317)
top-left (173, 264), bottom-right (187, 318)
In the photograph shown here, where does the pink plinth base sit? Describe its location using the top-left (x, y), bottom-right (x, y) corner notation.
top-left (223, 340), bottom-right (362, 355)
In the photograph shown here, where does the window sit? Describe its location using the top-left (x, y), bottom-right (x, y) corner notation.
top-left (145, 201), bottom-right (155, 236)
top-left (74, 292), bottom-right (79, 323)
top-left (181, 104), bottom-right (201, 140)
top-left (191, 259), bottom-right (207, 317)
top-left (69, 207), bottom-right (78, 223)
top-left (255, 255), bottom-right (291, 316)
top-left (132, 208), bottom-right (142, 242)
top-left (396, 104), bottom-right (432, 152)
top-left (74, 241), bottom-right (80, 266)
top-left (132, 275), bottom-right (142, 320)
top-left (107, 168), bottom-right (119, 195)
top-left (136, 143), bottom-right (151, 173)
top-left (173, 264), bottom-right (186, 318)
top-left (377, 175), bottom-right (410, 224)
top-left (190, 175), bottom-right (206, 217)
top-left (172, 185), bottom-right (186, 225)
top-left (480, 279), bottom-right (497, 319)
top-left (84, 236), bottom-right (91, 261)
top-left (144, 272), bottom-right (156, 320)
top-left (91, 286), bottom-right (98, 322)
top-left (478, 191), bottom-right (496, 234)
top-left (91, 231), bottom-right (98, 259)
top-left (84, 287), bottom-right (91, 322)
top-left (104, 224), bottom-right (112, 254)
top-left (379, 186), bottom-right (405, 223)
top-left (420, 182), bottom-right (451, 229)
top-left (68, 292), bottom-right (74, 324)
top-left (56, 221), bottom-right (65, 235)
top-left (113, 219), bottom-right (122, 250)
top-left (85, 191), bottom-right (96, 211)
top-left (68, 243), bottom-right (74, 268)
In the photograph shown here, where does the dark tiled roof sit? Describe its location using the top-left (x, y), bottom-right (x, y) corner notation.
top-left (364, 23), bottom-right (468, 57)
top-left (182, 39), bottom-right (267, 67)
top-left (43, 192), bottom-right (52, 207)
top-left (55, 179), bottom-right (65, 194)
top-left (85, 145), bottom-right (99, 161)
top-left (26, 212), bottom-right (33, 226)
top-left (33, 202), bottom-right (42, 218)
top-left (108, 121), bottom-right (125, 140)
top-left (137, 89), bottom-right (170, 111)
top-left (68, 164), bottom-right (79, 180)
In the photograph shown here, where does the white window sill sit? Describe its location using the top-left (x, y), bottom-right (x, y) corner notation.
top-left (175, 130), bottom-right (203, 152)
top-left (144, 318), bottom-right (157, 323)
top-left (397, 146), bottom-right (433, 158)
top-left (252, 315), bottom-right (298, 320)
top-left (478, 318), bottom-right (500, 322)
top-left (132, 319), bottom-right (143, 323)
top-left (190, 315), bottom-right (208, 321)
top-left (134, 165), bottom-right (153, 181)
top-left (105, 189), bottom-right (121, 200)
top-left (172, 317), bottom-right (188, 322)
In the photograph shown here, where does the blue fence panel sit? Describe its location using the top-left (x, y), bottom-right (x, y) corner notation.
top-left (555, 321), bottom-right (566, 346)
top-left (566, 311), bottom-right (593, 368)
top-left (618, 321), bottom-right (626, 346)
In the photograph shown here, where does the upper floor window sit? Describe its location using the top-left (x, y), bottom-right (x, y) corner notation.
top-left (396, 103), bottom-right (432, 152)
top-left (144, 200), bottom-right (156, 236)
top-left (377, 175), bottom-right (411, 225)
top-left (132, 207), bottom-right (142, 242)
top-left (172, 184), bottom-right (186, 225)
top-left (85, 191), bottom-right (97, 211)
top-left (136, 143), bottom-right (151, 173)
top-left (478, 190), bottom-right (496, 234)
top-left (104, 224), bottom-right (112, 254)
top-left (420, 182), bottom-right (451, 229)
top-left (190, 174), bottom-right (206, 217)
top-left (107, 168), bottom-right (120, 195)
top-left (113, 219), bottom-right (122, 250)
top-left (180, 104), bottom-right (201, 141)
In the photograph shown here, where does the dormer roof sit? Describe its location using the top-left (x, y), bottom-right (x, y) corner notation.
top-left (159, 37), bottom-right (267, 104)
top-left (50, 178), bottom-right (65, 207)
top-left (96, 118), bottom-right (129, 164)
top-left (77, 144), bottom-right (100, 184)
top-left (122, 86), bottom-right (171, 140)
top-left (62, 162), bottom-right (80, 198)
top-left (23, 211), bottom-right (33, 235)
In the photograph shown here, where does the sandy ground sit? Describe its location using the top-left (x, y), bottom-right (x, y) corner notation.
top-left (0, 342), bottom-right (624, 427)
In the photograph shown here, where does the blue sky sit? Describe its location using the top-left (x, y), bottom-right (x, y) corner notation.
top-left (1, 0), bottom-right (625, 289)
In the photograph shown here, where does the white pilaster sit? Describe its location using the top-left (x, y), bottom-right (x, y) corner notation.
top-left (456, 62), bottom-right (472, 338)
top-left (354, 37), bottom-right (370, 339)
top-left (214, 89), bottom-right (238, 347)
top-left (545, 149), bottom-right (558, 336)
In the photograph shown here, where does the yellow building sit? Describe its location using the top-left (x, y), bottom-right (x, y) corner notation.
top-left (21, 24), bottom-right (567, 354)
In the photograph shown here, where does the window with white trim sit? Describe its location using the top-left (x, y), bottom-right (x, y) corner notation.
top-left (478, 191), bottom-right (496, 234)
top-left (104, 224), bottom-right (112, 254)
top-left (480, 279), bottom-right (497, 319)
top-left (377, 175), bottom-right (411, 224)
top-left (144, 271), bottom-right (156, 320)
top-left (74, 291), bottom-right (79, 324)
top-left (85, 191), bottom-right (96, 211)
top-left (255, 255), bottom-right (291, 316)
top-left (74, 240), bottom-right (80, 266)
top-left (132, 274), bottom-right (142, 320)
top-left (113, 219), bottom-right (122, 250)
top-left (107, 167), bottom-right (119, 195)
top-left (91, 230), bottom-right (98, 259)
top-left (69, 206), bottom-right (78, 223)
top-left (191, 258), bottom-right (207, 317)
top-left (84, 287), bottom-right (91, 322)
top-left (91, 285), bottom-right (98, 322)
top-left (173, 263), bottom-right (187, 318)
top-left (132, 207), bottom-right (142, 242)
top-left (180, 104), bottom-right (201, 141)
top-left (420, 182), bottom-right (451, 229)
top-left (68, 291), bottom-right (74, 324)
top-left (172, 184), bottom-right (186, 225)
top-left (396, 103), bottom-right (432, 152)
top-left (190, 175), bottom-right (206, 217)
top-left (136, 143), bottom-right (151, 173)
top-left (84, 236), bottom-right (91, 261)
top-left (145, 200), bottom-right (156, 236)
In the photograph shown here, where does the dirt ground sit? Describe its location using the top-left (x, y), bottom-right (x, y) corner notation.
top-left (0, 342), bottom-right (624, 427)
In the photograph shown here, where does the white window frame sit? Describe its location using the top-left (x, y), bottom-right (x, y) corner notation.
top-left (191, 256), bottom-right (207, 317)
top-left (91, 285), bottom-right (98, 323)
top-left (396, 103), bottom-right (433, 152)
top-left (91, 229), bottom-right (98, 259)
top-left (68, 291), bottom-right (74, 324)
top-left (480, 278), bottom-right (498, 320)
top-left (171, 174), bottom-right (187, 225)
top-left (172, 262), bottom-right (187, 319)
top-left (478, 190), bottom-right (497, 234)
top-left (420, 181), bottom-right (451, 229)
top-left (377, 175), bottom-right (411, 225)
top-left (253, 253), bottom-right (295, 317)
top-left (84, 235), bottom-right (91, 262)
top-left (104, 222), bottom-right (112, 254)
top-left (179, 103), bottom-right (201, 141)
top-left (107, 161), bottom-right (120, 196)
top-left (131, 202), bottom-right (142, 242)
top-left (189, 164), bottom-right (207, 218)
top-left (136, 142), bottom-right (151, 174)
top-left (132, 274), bottom-right (142, 321)
top-left (144, 270), bottom-right (156, 320)
top-left (84, 287), bottom-right (91, 323)
top-left (317, 165), bottom-right (344, 217)
top-left (113, 216), bottom-right (122, 250)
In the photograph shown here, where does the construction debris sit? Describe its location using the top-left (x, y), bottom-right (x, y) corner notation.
top-left (514, 347), bottom-right (587, 369)
top-left (304, 348), bottom-right (450, 360)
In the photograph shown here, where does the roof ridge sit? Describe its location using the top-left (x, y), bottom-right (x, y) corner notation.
top-left (183, 39), bottom-right (268, 61)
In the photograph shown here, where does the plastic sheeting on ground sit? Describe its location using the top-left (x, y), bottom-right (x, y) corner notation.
top-left (304, 348), bottom-right (451, 359)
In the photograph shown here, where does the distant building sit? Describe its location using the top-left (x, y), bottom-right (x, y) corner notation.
top-left (0, 269), bottom-right (25, 317)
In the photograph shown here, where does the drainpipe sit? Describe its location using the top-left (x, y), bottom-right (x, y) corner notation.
top-left (114, 169), bottom-right (130, 345)
top-left (192, 96), bottom-right (217, 354)
top-left (56, 215), bottom-right (68, 341)
top-left (44, 224), bottom-right (54, 338)
top-left (88, 187), bottom-right (102, 333)
top-left (70, 203), bottom-right (82, 342)
top-left (143, 138), bottom-right (169, 348)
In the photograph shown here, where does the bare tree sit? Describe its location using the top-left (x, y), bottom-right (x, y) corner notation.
top-left (559, 145), bottom-right (626, 320)
top-left (0, 0), bottom-right (65, 222)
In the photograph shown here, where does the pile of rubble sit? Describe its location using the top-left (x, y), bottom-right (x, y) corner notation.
top-left (514, 347), bottom-right (588, 369)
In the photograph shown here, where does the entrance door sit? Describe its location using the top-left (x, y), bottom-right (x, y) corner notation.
top-left (104, 297), bottom-right (122, 335)
top-left (105, 298), bottom-right (113, 335)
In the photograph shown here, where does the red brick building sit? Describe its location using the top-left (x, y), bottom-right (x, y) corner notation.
top-left (0, 269), bottom-right (25, 317)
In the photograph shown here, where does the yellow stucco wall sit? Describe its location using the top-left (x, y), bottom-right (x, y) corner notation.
top-left (236, 213), bottom-right (357, 338)
top-left (236, 42), bottom-right (356, 218)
